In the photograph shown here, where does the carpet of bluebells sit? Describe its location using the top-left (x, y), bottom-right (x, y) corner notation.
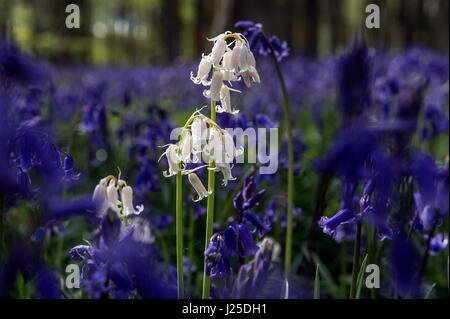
top-left (0, 23), bottom-right (448, 299)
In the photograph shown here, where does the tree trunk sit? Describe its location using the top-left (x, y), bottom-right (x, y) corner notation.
top-left (161, 0), bottom-right (181, 61)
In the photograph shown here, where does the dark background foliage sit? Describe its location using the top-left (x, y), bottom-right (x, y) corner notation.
top-left (0, 0), bottom-right (448, 65)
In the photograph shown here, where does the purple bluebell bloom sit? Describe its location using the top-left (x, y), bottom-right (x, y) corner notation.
top-left (34, 269), bottom-right (62, 299)
top-left (84, 265), bottom-right (110, 299)
top-left (231, 238), bottom-right (275, 298)
top-left (337, 38), bottom-right (371, 121)
top-left (429, 233), bottom-right (448, 256)
top-left (151, 214), bottom-right (174, 231)
top-left (205, 232), bottom-right (232, 279)
top-left (69, 245), bottom-right (94, 261)
top-left (233, 175), bottom-right (266, 212)
top-left (0, 39), bottom-right (48, 86)
top-left (234, 21), bottom-right (290, 61)
top-left (314, 128), bottom-right (377, 182)
top-left (390, 234), bottom-right (421, 298)
top-left (319, 209), bottom-right (356, 240)
top-left (134, 156), bottom-right (160, 193)
top-left (62, 154), bottom-right (81, 181)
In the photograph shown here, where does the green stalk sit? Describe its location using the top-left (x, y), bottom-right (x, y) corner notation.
top-left (314, 264), bottom-right (320, 299)
top-left (176, 171), bottom-right (184, 299)
top-left (202, 87), bottom-right (217, 299)
top-left (187, 206), bottom-right (195, 294)
top-left (268, 43), bottom-right (295, 281)
top-left (349, 221), bottom-right (362, 299)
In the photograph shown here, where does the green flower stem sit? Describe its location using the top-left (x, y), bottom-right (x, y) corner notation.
top-left (176, 171), bottom-right (184, 299)
top-left (202, 90), bottom-right (217, 299)
top-left (350, 221), bottom-right (362, 299)
top-left (187, 206), bottom-right (195, 293)
top-left (268, 44), bottom-right (295, 281)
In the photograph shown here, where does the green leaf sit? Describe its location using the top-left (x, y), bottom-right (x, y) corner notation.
top-left (310, 252), bottom-right (340, 298)
top-left (424, 283), bottom-right (436, 299)
top-left (355, 254), bottom-right (369, 299)
top-left (314, 263), bottom-right (320, 299)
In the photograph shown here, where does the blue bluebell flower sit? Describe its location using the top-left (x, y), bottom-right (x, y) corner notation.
top-left (62, 154), bottom-right (81, 181)
top-left (234, 21), bottom-right (290, 61)
top-left (69, 245), bottom-right (94, 261)
top-left (34, 269), bottom-right (62, 299)
top-left (231, 238), bottom-right (275, 298)
top-left (337, 38), bottom-right (371, 121)
top-left (429, 233), bottom-right (448, 256)
top-left (83, 264), bottom-right (110, 299)
top-left (319, 209), bottom-right (356, 239)
top-left (0, 39), bottom-right (48, 86)
top-left (134, 156), bottom-right (160, 193)
top-left (151, 214), bottom-right (174, 231)
top-left (314, 128), bottom-right (377, 182)
top-left (205, 232), bottom-right (232, 279)
top-left (233, 175), bottom-right (266, 212)
top-left (390, 234), bottom-right (421, 298)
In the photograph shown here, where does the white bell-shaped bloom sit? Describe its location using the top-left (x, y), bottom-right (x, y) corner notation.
top-left (121, 185), bottom-right (144, 217)
top-left (190, 56), bottom-right (212, 85)
top-left (203, 127), bottom-right (225, 164)
top-left (92, 182), bottom-right (109, 216)
top-left (191, 117), bottom-right (208, 155)
top-left (222, 50), bottom-right (234, 71)
top-left (159, 144), bottom-right (182, 177)
top-left (248, 65), bottom-right (260, 84)
top-left (238, 42), bottom-right (250, 71)
top-left (211, 162), bottom-right (236, 186)
top-left (207, 71), bottom-right (224, 101)
top-left (217, 84), bottom-right (240, 115)
top-left (240, 47), bottom-right (260, 87)
top-left (130, 219), bottom-right (155, 244)
top-left (188, 172), bottom-right (211, 202)
top-left (208, 35), bottom-right (228, 66)
top-left (221, 51), bottom-right (238, 81)
top-left (106, 180), bottom-right (121, 214)
top-left (231, 40), bottom-right (244, 71)
top-left (222, 129), bottom-right (243, 163)
top-left (180, 129), bottom-right (193, 162)
top-left (246, 49), bottom-right (256, 68)
top-left (246, 50), bottom-right (260, 83)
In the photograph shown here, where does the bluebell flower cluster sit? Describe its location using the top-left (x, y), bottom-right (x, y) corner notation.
top-left (234, 21), bottom-right (290, 61)
top-left (69, 210), bottom-right (175, 298)
top-left (205, 175), bottom-right (273, 296)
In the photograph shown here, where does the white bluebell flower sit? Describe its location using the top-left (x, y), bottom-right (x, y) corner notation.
top-left (121, 185), bottom-right (144, 217)
top-left (188, 172), bottom-right (211, 202)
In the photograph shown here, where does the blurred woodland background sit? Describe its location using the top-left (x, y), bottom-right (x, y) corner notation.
top-left (0, 0), bottom-right (449, 65)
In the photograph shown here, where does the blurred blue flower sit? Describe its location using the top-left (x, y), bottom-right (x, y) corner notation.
top-left (233, 175), bottom-right (266, 212)
top-left (205, 232), bottom-right (232, 279)
top-left (134, 156), bottom-right (160, 193)
top-left (234, 21), bottom-right (290, 61)
top-left (0, 39), bottom-right (49, 86)
top-left (429, 233), bottom-right (448, 256)
top-left (337, 38), bottom-right (371, 121)
top-left (390, 234), bottom-right (420, 298)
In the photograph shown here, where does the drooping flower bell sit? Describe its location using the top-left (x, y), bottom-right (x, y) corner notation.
top-left (188, 173), bottom-right (211, 202)
top-left (92, 173), bottom-right (144, 219)
top-left (121, 185), bottom-right (144, 217)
